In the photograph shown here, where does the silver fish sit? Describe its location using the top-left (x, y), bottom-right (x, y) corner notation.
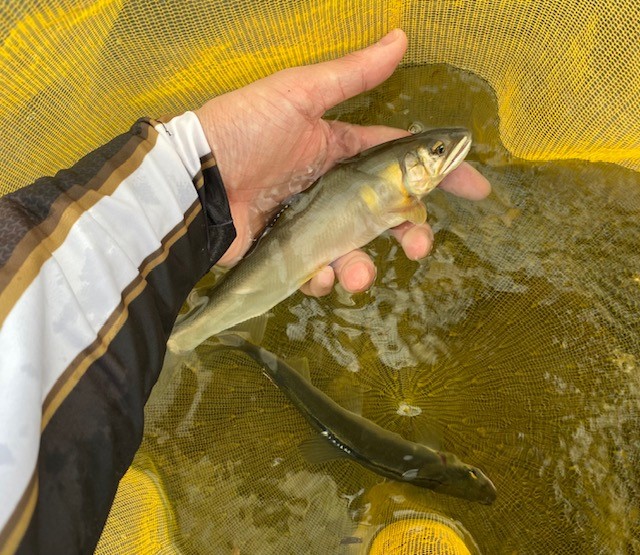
top-left (168, 129), bottom-right (472, 354)
top-left (219, 334), bottom-right (497, 505)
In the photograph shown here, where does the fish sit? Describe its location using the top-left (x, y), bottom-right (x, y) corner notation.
top-left (217, 333), bottom-right (497, 505)
top-left (168, 128), bottom-right (472, 355)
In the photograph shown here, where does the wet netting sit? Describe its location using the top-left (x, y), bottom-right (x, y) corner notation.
top-left (2, 1), bottom-right (639, 553)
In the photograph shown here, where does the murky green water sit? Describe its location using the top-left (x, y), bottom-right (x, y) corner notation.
top-left (139, 65), bottom-right (640, 554)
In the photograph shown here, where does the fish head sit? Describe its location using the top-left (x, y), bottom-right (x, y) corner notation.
top-left (430, 462), bottom-right (498, 505)
top-left (406, 445), bottom-right (496, 505)
top-left (400, 128), bottom-right (472, 197)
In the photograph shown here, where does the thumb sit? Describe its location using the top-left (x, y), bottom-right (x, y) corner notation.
top-left (287, 29), bottom-right (408, 118)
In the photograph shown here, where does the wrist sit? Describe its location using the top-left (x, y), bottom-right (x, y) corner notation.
top-left (215, 201), bottom-right (251, 266)
top-left (194, 104), bottom-right (260, 266)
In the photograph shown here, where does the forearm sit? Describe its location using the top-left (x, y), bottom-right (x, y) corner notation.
top-left (0, 112), bottom-right (235, 555)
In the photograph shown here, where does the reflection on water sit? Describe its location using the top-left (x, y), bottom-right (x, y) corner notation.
top-left (140, 64), bottom-right (640, 554)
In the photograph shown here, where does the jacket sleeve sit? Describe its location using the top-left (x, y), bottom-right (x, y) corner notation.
top-left (0, 112), bottom-right (236, 555)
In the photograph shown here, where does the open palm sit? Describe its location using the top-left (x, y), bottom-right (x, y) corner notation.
top-left (196, 29), bottom-right (490, 295)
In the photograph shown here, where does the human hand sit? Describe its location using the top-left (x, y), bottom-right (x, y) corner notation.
top-left (195, 28), bottom-right (491, 296)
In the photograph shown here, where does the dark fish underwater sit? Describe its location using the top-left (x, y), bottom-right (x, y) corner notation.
top-left (218, 333), bottom-right (497, 505)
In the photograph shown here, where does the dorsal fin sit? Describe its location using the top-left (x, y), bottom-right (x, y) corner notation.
top-left (243, 202), bottom-right (291, 258)
top-left (285, 357), bottom-right (311, 381)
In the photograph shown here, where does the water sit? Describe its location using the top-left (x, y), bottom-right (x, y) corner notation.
top-left (137, 64), bottom-right (640, 554)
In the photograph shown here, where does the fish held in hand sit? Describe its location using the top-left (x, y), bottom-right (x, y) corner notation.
top-left (168, 129), bottom-right (472, 354)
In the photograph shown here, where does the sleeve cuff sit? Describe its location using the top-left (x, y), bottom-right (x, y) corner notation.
top-left (153, 112), bottom-right (236, 263)
top-left (153, 111), bottom-right (211, 179)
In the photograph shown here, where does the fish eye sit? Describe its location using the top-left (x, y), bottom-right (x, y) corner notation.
top-left (431, 141), bottom-right (446, 155)
top-left (468, 469), bottom-right (479, 480)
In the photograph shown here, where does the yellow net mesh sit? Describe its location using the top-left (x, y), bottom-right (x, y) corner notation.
top-left (96, 456), bottom-right (181, 555)
top-left (2, 1), bottom-right (639, 554)
top-left (1, 0), bottom-right (638, 198)
top-left (368, 518), bottom-right (472, 555)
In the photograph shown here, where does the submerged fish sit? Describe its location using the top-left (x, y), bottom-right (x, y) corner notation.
top-left (168, 129), bottom-right (472, 354)
top-left (219, 334), bottom-right (497, 505)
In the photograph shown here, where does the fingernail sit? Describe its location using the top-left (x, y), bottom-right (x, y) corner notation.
top-left (377, 28), bottom-right (401, 46)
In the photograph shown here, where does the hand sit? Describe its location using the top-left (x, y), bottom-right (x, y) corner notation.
top-left (195, 28), bottom-right (491, 296)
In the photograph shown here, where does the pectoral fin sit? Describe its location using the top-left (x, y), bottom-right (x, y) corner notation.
top-left (326, 373), bottom-right (364, 415)
top-left (413, 422), bottom-right (443, 452)
top-left (299, 436), bottom-right (351, 464)
top-left (389, 198), bottom-right (427, 225)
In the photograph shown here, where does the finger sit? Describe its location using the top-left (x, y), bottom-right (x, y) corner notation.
top-left (300, 266), bottom-right (336, 297)
top-left (332, 250), bottom-right (377, 293)
top-left (439, 162), bottom-right (492, 200)
top-left (322, 121), bottom-right (411, 169)
top-left (390, 222), bottom-right (435, 261)
top-left (293, 29), bottom-right (408, 117)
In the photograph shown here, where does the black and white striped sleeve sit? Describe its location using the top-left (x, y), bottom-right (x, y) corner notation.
top-left (0, 112), bottom-right (235, 555)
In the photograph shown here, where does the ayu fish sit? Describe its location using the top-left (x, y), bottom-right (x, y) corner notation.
top-left (168, 129), bottom-right (472, 354)
top-left (219, 333), bottom-right (497, 505)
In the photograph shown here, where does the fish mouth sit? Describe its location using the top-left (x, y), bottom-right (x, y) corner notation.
top-left (442, 132), bottom-right (472, 176)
